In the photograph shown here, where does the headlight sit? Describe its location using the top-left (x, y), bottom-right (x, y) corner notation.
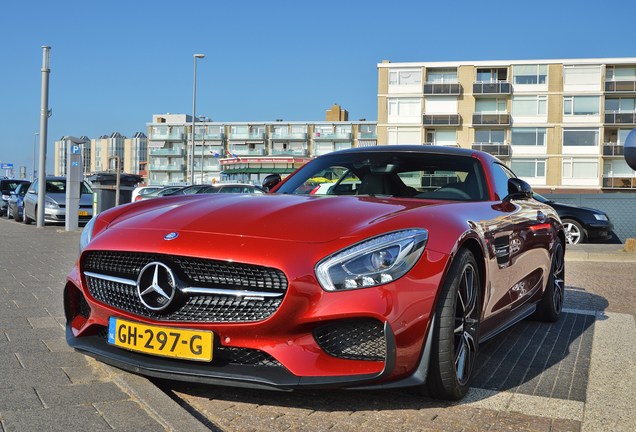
top-left (593, 214), bottom-right (608, 221)
top-left (44, 197), bottom-right (59, 209)
top-left (315, 229), bottom-right (428, 291)
top-left (79, 216), bottom-right (97, 252)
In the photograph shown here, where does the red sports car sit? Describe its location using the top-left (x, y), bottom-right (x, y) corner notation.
top-left (65, 145), bottom-right (565, 400)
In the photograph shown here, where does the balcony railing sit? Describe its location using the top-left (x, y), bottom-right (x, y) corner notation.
top-left (358, 132), bottom-right (378, 139)
top-left (472, 143), bottom-right (511, 157)
top-left (270, 148), bottom-right (309, 156)
top-left (605, 80), bottom-right (636, 93)
top-left (228, 132), bottom-right (266, 140)
top-left (602, 144), bottom-right (625, 156)
top-left (313, 132), bottom-right (352, 140)
top-left (229, 147), bottom-right (266, 156)
top-left (472, 113), bottom-right (511, 126)
top-left (149, 164), bottom-right (185, 172)
top-left (270, 132), bottom-right (307, 140)
top-left (603, 176), bottom-right (636, 189)
top-left (149, 148), bottom-right (184, 156)
top-left (149, 132), bottom-right (184, 141)
top-left (473, 82), bottom-right (512, 94)
top-left (423, 82), bottom-right (462, 95)
top-left (604, 111), bottom-right (636, 125)
top-left (423, 114), bottom-right (461, 126)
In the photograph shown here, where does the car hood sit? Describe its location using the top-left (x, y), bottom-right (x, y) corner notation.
top-left (105, 194), bottom-right (441, 243)
top-left (547, 201), bottom-right (605, 215)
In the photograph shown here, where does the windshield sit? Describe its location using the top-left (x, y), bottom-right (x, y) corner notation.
top-left (275, 151), bottom-right (487, 201)
top-left (533, 193), bottom-right (549, 203)
top-left (45, 180), bottom-right (93, 194)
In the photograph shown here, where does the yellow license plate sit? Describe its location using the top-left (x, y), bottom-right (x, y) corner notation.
top-left (107, 317), bottom-right (213, 362)
top-left (79, 211), bottom-right (89, 216)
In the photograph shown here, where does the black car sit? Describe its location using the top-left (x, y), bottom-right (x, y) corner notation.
top-left (0, 179), bottom-right (30, 216)
top-left (533, 193), bottom-right (613, 244)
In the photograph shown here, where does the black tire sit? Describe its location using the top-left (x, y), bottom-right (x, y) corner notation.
top-left (534, 239), bottom-right (565, 322)
top-left (426, 248), bottom-right (481, 400)
top-left (6, 206), bottom-right (11, 220)
top-left (14, 208), bottom-right (23, 223)
top-left (23, 208), bottom-right (33, 225)
top-left (562, 219), bottom-right (585, 244)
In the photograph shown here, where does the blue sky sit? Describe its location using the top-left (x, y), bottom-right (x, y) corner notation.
top-left (2, 0), bottom-right (635, 174)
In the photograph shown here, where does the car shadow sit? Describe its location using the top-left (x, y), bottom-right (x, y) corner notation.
top-left (153, 287), bottom-right (608, 412)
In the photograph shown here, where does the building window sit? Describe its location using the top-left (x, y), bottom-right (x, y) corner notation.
top-left (563, 96), bottom-right (599, 116)
top-left (511, 159), bottom-right (546, 177)
top-left (426, 129), bottom-right (456, 145)
top-left (387, 127), bottom-right (421, 145)
top-left (475, 99), bottom-right (507, 113)
top-left (425, 96), bottom-right (458, 114)
top-left (512, 95), bottom-right (547, 115)
top-left (511, 128), bottom-right (546, 146)
top-left (606, 66), bottom-right (636, 81)
top-left (563, 158), bottom-right (598, 179)
top-left (563, 129), bottom-right (599, 146)
top-left (512, 64), bottom-right (547, 85)
top-left (389, 69), bottom-right (421, 86)
top-left (426, 68), bottom-right (458, 83)
top-left (605, 97), bottom-right (636, 112)
top-left (563, 65), bottom-right (601, 86)
top-left (603, 159), bottom-right (636, 176)
top-left (476, 68), bottom-right (508, 82)
top-left (388, 98), bottom-right (421, 122)
top-left (475, 129), bottom-right (505, 143)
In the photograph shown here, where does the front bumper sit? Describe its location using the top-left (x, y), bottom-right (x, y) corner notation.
top-left (584, 221), bottom-right (614, 241)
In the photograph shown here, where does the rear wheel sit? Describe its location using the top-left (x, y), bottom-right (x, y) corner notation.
top-left (534, 239), bottom-right (565, 322)
top-left (562, 219), bottom-right (585, 244)
top-left (426, 248), bottom-right (481, 400)
top-left (6, 206), bottom-right (12, 220)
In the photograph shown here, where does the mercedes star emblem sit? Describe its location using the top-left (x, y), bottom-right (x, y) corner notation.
top-left (136, 262), bottom-right (177, 311)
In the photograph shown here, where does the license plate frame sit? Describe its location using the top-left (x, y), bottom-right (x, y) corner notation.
top-left (78, 210), bottom-right (89, 216)
top-left (107, 317), bottom-right (213, 362)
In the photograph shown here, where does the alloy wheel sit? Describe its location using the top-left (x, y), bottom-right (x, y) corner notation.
top-left (454, 263), bottom-right (479, 386)
top-left (564, 222), bottom-right (581, 244)
top-left (552, 243), bottom-right (565, 313)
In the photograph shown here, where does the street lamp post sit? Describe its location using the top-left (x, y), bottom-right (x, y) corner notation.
top-left (32, 132), bottom-right (39, 181)
top-left (37, 46), bottom-right (51, 228)
top-left (190, 53), bottom-right (205, 184)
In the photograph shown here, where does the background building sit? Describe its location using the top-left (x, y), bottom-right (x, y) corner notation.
top-left (377, 57), bottom-right (636, 193)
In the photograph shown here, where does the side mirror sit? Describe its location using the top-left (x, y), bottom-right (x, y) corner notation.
top-left (262, 174), bottom-right (282, 192)
top-left (625, 128), bottom-right (636, 170)
top-left (504, 177), bottom-right (533, 202)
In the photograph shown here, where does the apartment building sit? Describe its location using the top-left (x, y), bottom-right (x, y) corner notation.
top-left (377, 58), bottom-right (636, 192)
top-left (146, 109), bottom-right (377, 185)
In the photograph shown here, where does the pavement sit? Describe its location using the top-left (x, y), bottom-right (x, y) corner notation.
top-left (0, 217), bottom-right (634, 432)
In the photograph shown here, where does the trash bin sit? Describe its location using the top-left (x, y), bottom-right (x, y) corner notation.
top-left (87, 173), bottom-right (142, 214)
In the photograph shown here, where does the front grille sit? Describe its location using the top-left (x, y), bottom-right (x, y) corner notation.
top-left (82, 251), bottom-right (287, 323)
top-left (314, 319), bottom-right (386, 361)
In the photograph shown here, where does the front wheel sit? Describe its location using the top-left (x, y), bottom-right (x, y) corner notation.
top-left (534, 239), bottom-right (565, 322)
top-left (562, 219), bottom-right (585, 244)
top-left (426, 248), bottom-right (481, 400)
top-left (6, 206), bottom-right (12, 220)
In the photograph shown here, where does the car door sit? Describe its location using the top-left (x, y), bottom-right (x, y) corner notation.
top-left (23, 180), bottom-right (38, 219)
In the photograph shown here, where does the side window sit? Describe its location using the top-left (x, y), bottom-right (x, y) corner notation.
top-left (491, 162), bottom-right (515, 201)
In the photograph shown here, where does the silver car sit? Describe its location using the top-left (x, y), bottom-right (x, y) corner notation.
top-left (23, 177), bottom-right (94, 224)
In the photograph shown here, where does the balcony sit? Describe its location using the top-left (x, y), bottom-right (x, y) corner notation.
top-left (472, 113), bottom-right (511, 126)
top-left (358, 132), bottom-right (378, 139)
top-left (228, 132), bottom-right (266, 141)
top-left (149, 148), bottom-right (184, 156)
top-left (149, 131), bottom-right (184, 141)
top-left (602, 144), bottom-right (625, 157)
top-left (149, 164), bottom-right (185, 172)
top-left (270, 132), bottom-right (307, 140)
top-left (603, 176), bottom-right (636, 189)
top-left (423, 83), bottom-right (462, 95)
top-left (604, 111), bottom-right (636, 125)
top-left (473, 82), bottom-right (512, 94)
top-left (229, 147), bottom-right (266, 156)
top-left (423, 114), bottom-right (461, 126)
top-left (313, 132), bottom-right (352, 140)
top-left (270, 148), bottom-right (309, 156)
top-left (472, 143), bottom-right (511, 158)
top-left (605, 80), bottom-right (636, 93)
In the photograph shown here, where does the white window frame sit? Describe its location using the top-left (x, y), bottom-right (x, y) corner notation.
top-left (562, 157), bottom-right (599, 186)
top-left (511, 158), bottom-right (547, 186)
top-left (388, 98), bottom-right (422, 123)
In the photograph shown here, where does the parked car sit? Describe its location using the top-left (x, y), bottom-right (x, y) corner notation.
top-left (136, 186), bottom-right (185, 201)
top-left (23, 177), bottom-right (93, 224)
top-left (131, 186), bottom-right (165, 202)
top-left (198, 183), bottom-right (266, 194)
top-left (0, 179), bottom-right (30, 216)
top-left (164, 184), bottom-right (213, 195)
top-left (6, 181), bottom-right (31, 222)
top-left (533, 193), bottom-right (614, 244)
top-left (66, 145), bottom-right (565, 401)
